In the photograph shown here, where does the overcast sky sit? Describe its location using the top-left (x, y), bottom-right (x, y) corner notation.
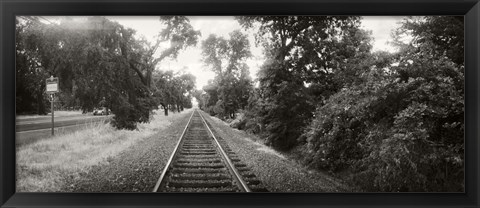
top-left (42, 16), bottom-right (405, 90)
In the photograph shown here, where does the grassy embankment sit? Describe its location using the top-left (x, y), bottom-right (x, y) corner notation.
top-left (16, 109), bottom-right (191, 192)
top-left (16, 112), bottom-right (110, 147)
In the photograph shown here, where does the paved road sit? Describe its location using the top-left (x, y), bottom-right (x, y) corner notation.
top-left (16, 115), bottom-right (112, 132)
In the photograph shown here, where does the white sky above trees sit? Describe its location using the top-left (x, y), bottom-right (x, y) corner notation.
top-left (40, 16), bottom-right (405, 90)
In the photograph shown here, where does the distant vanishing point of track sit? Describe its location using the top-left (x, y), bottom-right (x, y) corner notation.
top-left (153, 109), bottom-right (268, 192)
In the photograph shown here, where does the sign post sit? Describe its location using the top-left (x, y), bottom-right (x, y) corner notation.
top-left (51, 94), bottom-right (54, 135)
top-left (46, 76), bottom-right (59, 136)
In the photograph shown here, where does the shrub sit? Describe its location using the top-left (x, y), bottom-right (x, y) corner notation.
top-left (304, 53), bottom-right (464, 191)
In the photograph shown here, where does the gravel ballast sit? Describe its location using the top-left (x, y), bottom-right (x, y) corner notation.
top-left (200, 111), bottom-right (353, 192)
top-left (65, 110), bottom-right (193, 192)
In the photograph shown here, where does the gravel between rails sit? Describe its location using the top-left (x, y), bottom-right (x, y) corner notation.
top-left (200, 111), bottom-right (354, 192)
top-left (64, 110), bottom-right (193, 192)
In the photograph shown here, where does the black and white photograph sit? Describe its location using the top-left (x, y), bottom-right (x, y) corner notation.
top-left (15, 16), bottom-right (464, 193)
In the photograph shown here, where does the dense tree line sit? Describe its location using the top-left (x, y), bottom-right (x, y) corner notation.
top-left (16, 16), bottom-right (199, 129)
top-left (199, 16), bottom-right (464, 192)
top-left (152, 70), bottom-right (196, 116)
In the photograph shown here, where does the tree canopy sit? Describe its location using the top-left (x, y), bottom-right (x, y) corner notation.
top-left (16, 16), bottom-right (200, 129)
top-left (236, 16), bottom-right (367, 150)
top-left (199, 30), bottom-right (253, 119)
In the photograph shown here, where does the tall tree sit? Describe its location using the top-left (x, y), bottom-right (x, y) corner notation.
top-left (237, 16), bottom-right (364, 150)
top-left (118, 16), bottom-right (200, 122)
top-left (201, 30), bottom-right (253, 119)
top-left (16, 17), bottom-right (66, 115)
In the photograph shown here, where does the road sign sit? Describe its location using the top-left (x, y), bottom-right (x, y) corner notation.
top-left (46, 76), bottom-right (59, 94)
top-left (46, 76), bottom-right (58, 135)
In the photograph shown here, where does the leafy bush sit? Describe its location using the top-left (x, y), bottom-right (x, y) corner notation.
top-left (241, 90), bottom-right (264, 134)
top-left (111, 94), bottom-right (155, 130)
top-left (229, 111), bottom-right (247, 130)
top-left (300, 16), bottom-right (465, 192)
top-left (250, 59), bottom-right (316, 150)
top-left (304, 50), bottom-right (464, 191)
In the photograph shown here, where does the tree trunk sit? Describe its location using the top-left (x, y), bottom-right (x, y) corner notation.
top-left (37, 92), bottom-right (47, 115)
top-left (162, 104), bottom-right (168, 116)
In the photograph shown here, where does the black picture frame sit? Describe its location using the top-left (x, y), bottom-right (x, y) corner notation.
top-left (1, 0), bottom-right (479, 207)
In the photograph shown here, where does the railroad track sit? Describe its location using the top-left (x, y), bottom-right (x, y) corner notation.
top-left (153, 109), bottom-right (268, 192)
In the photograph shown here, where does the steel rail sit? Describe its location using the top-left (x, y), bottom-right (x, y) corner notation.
top-left (197, 110), bottom-right (252, 192)
top-left (152, 109), bottom-right (195, 192)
